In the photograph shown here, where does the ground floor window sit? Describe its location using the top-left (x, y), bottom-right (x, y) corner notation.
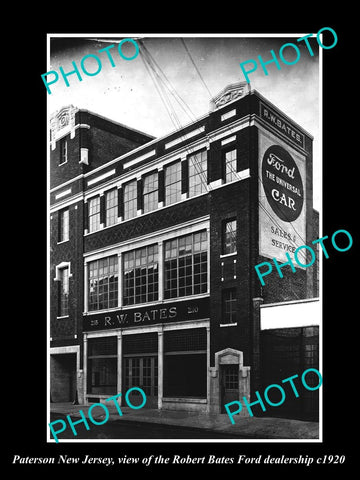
top-left (163, 328), bottom-right (207, 398)
top-left (164, 353), bottom-right (207, 397)
top-left (123, 356), bottom-right (158, 397)
top-left (85, 329), bottom-right (208, 400)
top-left (87, 336), bottom-right (117, 395)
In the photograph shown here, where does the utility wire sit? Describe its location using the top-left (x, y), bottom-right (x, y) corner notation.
top-left (139, 41), bottom-right (211, 193)
top-left (140, 40), bottom-right (310, 264)
top-left (180, 38), bottom-right (213, 99)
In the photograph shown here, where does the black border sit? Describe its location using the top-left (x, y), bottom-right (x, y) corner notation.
top-left (9, 17), bottom-right (355, 472)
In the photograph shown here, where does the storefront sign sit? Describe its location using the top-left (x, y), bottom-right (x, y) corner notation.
top-left (83, 297), bottom-right (210, 331)
top-left (258, 133), bottom-right (306, 264)
top-left (255, 229), bottom-right (353, 286)
top-left (262, 145), bottom-right (304, 223)
top-left (260, 103), bottom-right (304, 148)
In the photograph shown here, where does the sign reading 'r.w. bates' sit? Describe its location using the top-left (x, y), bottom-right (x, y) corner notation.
top-left (83, 297), bottom-right (210, 331)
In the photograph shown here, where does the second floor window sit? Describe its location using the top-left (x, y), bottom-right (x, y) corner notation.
top-left (222, 288), bottom-right (237, 324)
top-left (123, 245), bottom-right (159, 305)
top-left (89, 197), bottom-right (101, 233)
top-left (164, 231), bottom-right (208, 299)
top-left (88, 256), bottom-right (118, 311)
top-left (58, 208), bottom-right (69, 242)
top-left (143, 173), bottom-right (158, 213)
top-left (58, 267), bottom-right (69, 317)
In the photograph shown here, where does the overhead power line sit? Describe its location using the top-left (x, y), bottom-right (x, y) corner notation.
top-left (180, 38), bottom-right (213, 99)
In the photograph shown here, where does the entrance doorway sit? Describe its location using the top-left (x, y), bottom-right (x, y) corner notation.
top-left (51, 353), bottom-right (77, 402)
top-left (123, 356), bottom-right (158, 408)
top-left (214, 348), bottom-right (250, 415)
top-left (220, 364), bottom-right (239, 412)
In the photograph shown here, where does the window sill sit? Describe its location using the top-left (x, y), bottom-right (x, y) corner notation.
top-left (219, 322), bottom-right (237, 327)
top-left (57, 239), bottom-right (69, 245)
top-left (57, 315), bottom-right (69, 320)
top-left (220, 252), bottom-right (237, 258)
top-left (163, 397), bottom-right (207, 404)
top-left (83, 191), bottom-right (210, 236)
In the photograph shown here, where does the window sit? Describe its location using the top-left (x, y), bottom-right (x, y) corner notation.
top-left (221, 109), bottom-right (236, 121)
top-left (123, 244), bottom-right (158, 305)
top-left (124, 357), bottom-right (158, 397)
top-left (59, 138), bottom-right (68, 165)
top-left (223, 219), bottom-right (237, 255)
top-left (105, 188), bottom-right (118, 226)
top-left (88, 196), bottom-right (101, 233)
top-left (58, 208), bottom-right (69, 242)
top-left (123, 180), bottom-right (137, 220)
top-left (165, 161), bottom-right (181, 205)
top-left (87, 337), bottom-right (117, 395)
top-left (164, 328), bottom-right (207, 397)
top-left (223, 365), bottom-right (239, 389)
top-left (225, 149), bottom-right (237, 183)
top-left (222, 288), bottom-right (237, 324)
top-left (164, 231), bottom-right (208, 299)
top-left (58, 267), bottom-right (69, 317)
top-left (88, 256), bottom-right (118, 311)
top-left (188, 150), bottom-right (207, 197)
top-left (143, 173), bottom-right (158, 213)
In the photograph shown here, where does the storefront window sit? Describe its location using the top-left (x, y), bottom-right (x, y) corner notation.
top-left (164, 354), bottom-right (207, 397)
top-left (163, 328), bottom-right (207, 398)
top-left (87, 337), bottom-right (117, 395)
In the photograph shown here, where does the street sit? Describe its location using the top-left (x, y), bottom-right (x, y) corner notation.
top-left (49, 413), bottom-right (250, 440)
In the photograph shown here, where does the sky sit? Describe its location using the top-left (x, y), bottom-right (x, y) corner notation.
top-left (47, 34), bottom-right (321, 209)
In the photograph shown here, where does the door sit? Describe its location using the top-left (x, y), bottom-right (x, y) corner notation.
top-left (123, 356), bottom-right (158, 408)
top-left (50, 353), bottom-right (77, 402)
top-left (220, 364), bottom-right (239, 412)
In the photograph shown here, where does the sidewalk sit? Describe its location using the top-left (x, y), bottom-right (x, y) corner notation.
top-left (50, 402), bottom-right (320, 440)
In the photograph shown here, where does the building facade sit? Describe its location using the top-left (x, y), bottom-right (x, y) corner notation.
top-left (49, 82), bottom-right (319, 419)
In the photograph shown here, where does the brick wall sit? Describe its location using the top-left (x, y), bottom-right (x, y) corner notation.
top-left (50, 201), bottom-right (84, 348)
top-left (84, 195), bottom-right (209, 252)
top-left (209, 180), bottom-right (252, 366)
top-left (50, 131), bottom-right (82, 189)
top-left (50, 110), bottom-right (153, 190)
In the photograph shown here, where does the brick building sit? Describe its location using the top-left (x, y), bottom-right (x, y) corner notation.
top-left (49, 82), bottom-right (320, 420)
